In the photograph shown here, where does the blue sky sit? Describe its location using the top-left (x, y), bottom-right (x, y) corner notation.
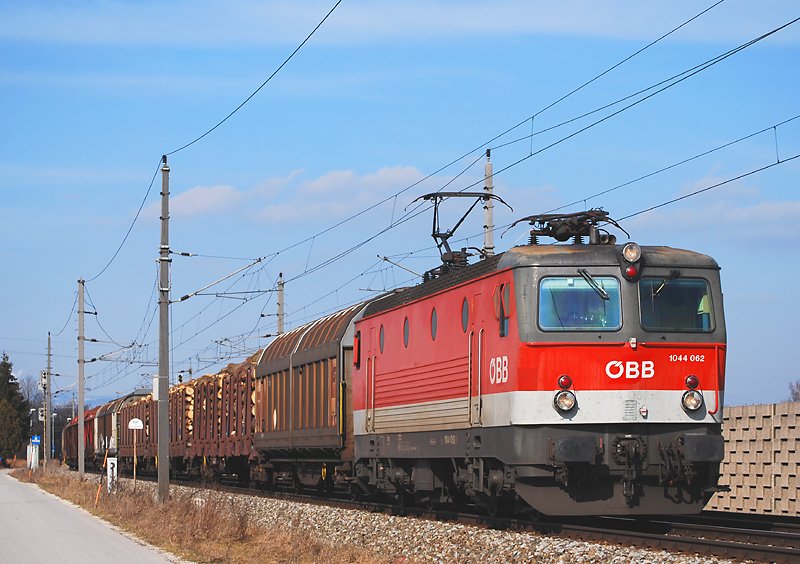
top-left (1, 1), bottom-right (798, 407)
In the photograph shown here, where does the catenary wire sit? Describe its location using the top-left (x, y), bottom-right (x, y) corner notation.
top-left (104, 148), bottom-right (800, 392)
top-left (78, 0), bottom-right (723, 358)
top-left (165, 0), bottom-right (343, 156)
top-left (288, 152), bottom-right (800, 327)
top-left (546, 114), bottom-right (800, 214)
top-left (247, 1), bottom-right (725, 266)
top-left (452, 15), bottom-right (800, 197)
top-left (53, 291), bottom-right (78, 337)
top-left (285, 19), bottom-right (794, 285)
top-left (618, 153), bottom-right (800, 221)
top-left (75, 3), bottom-right (762, 392)
top-left (383, 113), bottom-right (800, 262)
top-left (86, 157), bottom-right (162, 282)
top-left (527, 0), bottom-right (727, 121)
top-left (84, 284), bottom-right (128, 348)
top-left (83, 2), bottom-right (341, 284)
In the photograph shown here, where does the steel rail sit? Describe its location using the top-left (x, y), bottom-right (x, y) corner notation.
top-left (74, 466), bottom-right (800, 562)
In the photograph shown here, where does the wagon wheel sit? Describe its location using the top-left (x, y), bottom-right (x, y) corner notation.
top-left (348, 483), bottom-right (362, 501)
top-left (484, 495), bottom-right (500, 517)
top-left (414, 492), bottom-right (435, 511)
top-left (478, 492), bottom-right (508, 518)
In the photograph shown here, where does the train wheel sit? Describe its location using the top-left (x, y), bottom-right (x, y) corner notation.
top-left (477, 493), bottom-right (505, 517)
top-left (414, 492), bottom-right (435, 511)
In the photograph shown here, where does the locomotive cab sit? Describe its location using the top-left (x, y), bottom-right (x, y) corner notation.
top-left (494, 225), bottom-right (727, 514)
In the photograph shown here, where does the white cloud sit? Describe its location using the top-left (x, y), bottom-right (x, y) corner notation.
top-left (144, 166), bottom-right (424, 222)
top-left (259, 166), bottom-right (425, 223)
top-left (0, 70), bottom-right (256, 91)
top-left (168, 185), bottom-right (245, 217)
top-left (2, 1), bottom-right (798, 47)
top-left (677, 174), bottom-right (760, 199)
top-left (625, 197), bottom-right (800, 245)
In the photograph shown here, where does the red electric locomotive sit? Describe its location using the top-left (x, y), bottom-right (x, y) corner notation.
top-left (348, 210), bottom-right (726, 515)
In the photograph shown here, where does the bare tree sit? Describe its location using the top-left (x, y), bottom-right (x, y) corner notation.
top-left (790, 380), bottom-right (800, 402)
top-left (19, 374), bottom-right (43, 407)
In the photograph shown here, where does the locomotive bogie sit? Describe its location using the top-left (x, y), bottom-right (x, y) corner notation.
top-left (352, 422), bottom-right (723, 515)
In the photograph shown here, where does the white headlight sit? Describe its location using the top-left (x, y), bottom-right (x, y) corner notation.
top-left (554, 390), bottom-right (576, 412)
top-left (682, 389), bottom-right (704, 411)
top-left (622, 242), bottom-right (642, 263)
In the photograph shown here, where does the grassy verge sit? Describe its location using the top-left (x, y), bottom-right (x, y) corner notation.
top-left (12, 468), bottom-right (388, 564)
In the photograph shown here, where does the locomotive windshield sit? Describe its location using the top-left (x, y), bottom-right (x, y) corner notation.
top-left (639, 277), bottom-right (713, 332)
top-left (538, 276), bottom-right (621, 331)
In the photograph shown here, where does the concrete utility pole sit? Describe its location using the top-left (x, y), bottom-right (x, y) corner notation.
top-left (157, 155), bottom-right (170, 502)
top-left (78, 279), bottom-right (85, 478)
top-left (45, 332), bottom-right (52, 466)
top-left (277, 273), bottom-right (285, 335)
top-left (483, 149), bottom-right (494, 257)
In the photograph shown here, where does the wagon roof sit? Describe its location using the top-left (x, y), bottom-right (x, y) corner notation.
top-left (96, 397), bottom-right (124, 417)
top-left (96, 390), bottom-right (150, 417)
top-left (256, 303), bottom-right (365, 366)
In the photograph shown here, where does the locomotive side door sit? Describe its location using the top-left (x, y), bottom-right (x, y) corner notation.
top-left (366, 326), bottom-right (376, 432)
top-left (469, 293), bottom-right (484, 426)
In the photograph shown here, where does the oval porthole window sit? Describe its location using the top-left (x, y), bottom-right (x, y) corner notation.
top-left (431, 308), bottom-right (438, 341)
top-left (461, 298), bottom-right (469, 332)
top-left (379, 325), bottom-right (385, 353)
top-left (403, 317), bottom-right (410, 348)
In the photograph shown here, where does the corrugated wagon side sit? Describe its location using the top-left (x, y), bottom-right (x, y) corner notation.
top-left (250, 304), bottom-right (365, 490)
top-left (117, 394), bottom-right (157, 473)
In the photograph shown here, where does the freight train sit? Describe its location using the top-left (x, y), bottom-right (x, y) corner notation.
top-left (64, 210), bottom-right (727, 515)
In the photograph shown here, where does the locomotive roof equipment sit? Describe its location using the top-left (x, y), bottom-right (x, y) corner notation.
top-left (410, 191), bottom-right (511, 278)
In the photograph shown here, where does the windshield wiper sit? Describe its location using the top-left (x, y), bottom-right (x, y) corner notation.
top-left (577, 269), bottom-right (610, 301)
top-left (654, 269), bottom-right (681, 296)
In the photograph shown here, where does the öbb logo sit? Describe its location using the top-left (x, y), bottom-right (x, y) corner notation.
top-left (489, 356), bottom-right (509, 384)
top-left (605, 360), bottom-right (654, 379)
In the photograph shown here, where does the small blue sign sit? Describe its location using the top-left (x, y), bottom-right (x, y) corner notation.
top-left (31, 435), bottom-right (41, 445)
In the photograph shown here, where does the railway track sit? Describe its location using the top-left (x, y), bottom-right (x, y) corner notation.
top-left (97, 469), bottom-right (800, 562)
top-left (217, 481), bottom-right (800, 562)
top-left (540, 514), bottom-right (800, 563)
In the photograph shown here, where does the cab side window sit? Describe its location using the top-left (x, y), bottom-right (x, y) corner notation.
top-left (499, 283), bottom-right (510, 337)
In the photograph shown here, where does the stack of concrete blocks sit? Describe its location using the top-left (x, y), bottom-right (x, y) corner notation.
top-left (706, 402), bottom-right (799, 515)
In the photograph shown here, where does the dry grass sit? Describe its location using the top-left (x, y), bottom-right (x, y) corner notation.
top-left (12, 468), bottom-right (389, 564)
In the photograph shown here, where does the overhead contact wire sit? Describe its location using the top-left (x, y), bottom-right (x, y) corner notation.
top-left (165, 0), bottom-right (343, 156)
top-left (85, 2), bottom-right (342, 284)
top-left (87, 158), bottom-right (162, 282)
top-left (619, 153), bottom-right (800, 221)
top-left (53, 292), bottom-right (78, 337)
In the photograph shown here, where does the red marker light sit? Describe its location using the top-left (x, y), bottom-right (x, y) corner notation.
top-left (686, 375), bottom-right (699, 389)
top-left (558, 374), bottom-right (572, 389)
top-left (625, 265), bottom-right (638, 277)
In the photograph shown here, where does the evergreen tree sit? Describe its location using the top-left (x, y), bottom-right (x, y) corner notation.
top-left (0, 353), bottom-right (30, 459)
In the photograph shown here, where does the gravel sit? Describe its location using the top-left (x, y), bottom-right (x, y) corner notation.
top-left (178, 486), bottom-right (738, 564)
top-left (50, 466), bottom-right (742, 563)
